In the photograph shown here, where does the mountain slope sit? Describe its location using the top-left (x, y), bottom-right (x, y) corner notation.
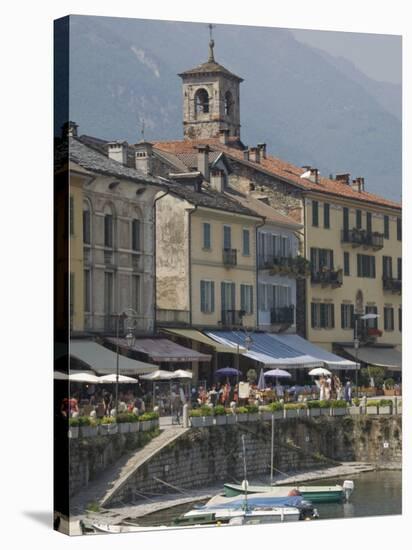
top-left (63, 16), bottom-right (401, 201)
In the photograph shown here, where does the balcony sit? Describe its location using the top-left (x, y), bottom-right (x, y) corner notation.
top-left (156, 309), bottom-right (190, 326)
top-left (258, 255), bottom-right (311, 277)
top-left (341, 228), bottom-right (384, 250)
top-left (270, 305), bottom-right (295, 325)
top-left (221, 309), bottom-right (245, 328)
top-left (223, 248), bottom-right (237, 267)
top-left (382, 277), bottom-right (402, 294)
top-left (311, 269), bottom-right (343, 288)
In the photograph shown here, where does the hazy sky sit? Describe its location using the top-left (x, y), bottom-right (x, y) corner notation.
top-left (291, 29), bottom-right (402, 84)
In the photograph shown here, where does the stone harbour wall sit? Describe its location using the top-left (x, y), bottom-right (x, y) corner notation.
top-left (108, 416), bottom-right (401, 505)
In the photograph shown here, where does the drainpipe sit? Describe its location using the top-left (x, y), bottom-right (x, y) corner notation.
top-left (255, 217), bottom-right (266, 330)
top-left (153, 187), bottom-right (170, 334)
top-left (187, 206), bottom-right (198, 327)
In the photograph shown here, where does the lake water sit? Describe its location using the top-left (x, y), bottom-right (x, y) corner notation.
top-left (133, 469), bottom-right (401, 527)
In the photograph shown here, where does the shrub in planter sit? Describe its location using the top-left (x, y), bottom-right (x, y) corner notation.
top-left (378, 399), bottom-right (393, 415)
top-left (366, 399), bottom-right (379, 414)
top-left (139, 411), bottom-right (158, 431)
top-left (246, 404), bottom-right (259, 422)
top-left (78, 416), bottom-right (98, 437)
top-left (189, 407), bottom-right (213, 427)
top-left (236, 406), bottom-right (249, 422)
top-left (306, 400), bottom-right (321, 416)
top-left (284, 403), bottom-right (305, 418)
top-left (68, 417), bottom-right (79, 438)
top-left (266, 401), bottom-right (284, 419)
top-left (99, 416), bottom-right (118, 435)
top-left (213, 405), bottom-right (227, 425)
top-left (330, 399), bottom-right (347, 416)
top-left (116, 412), bottom-right (136, 433)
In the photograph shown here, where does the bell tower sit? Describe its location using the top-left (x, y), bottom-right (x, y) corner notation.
top-left (178, 25), bottom-right (243, 140)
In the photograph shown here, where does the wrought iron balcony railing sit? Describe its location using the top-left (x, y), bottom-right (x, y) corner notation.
top-left (311, 269), bottom-right (343, 287)
top-left (270, 305), bottom-right (295, 325)
top-left (222, 248), bottom-right (237, 266)
top-left (382, 277), bottom-right (402, 294)
top-left (221, 309), bottom-right (245, 327)
top-left (341, 228), bottom-right (384, 250)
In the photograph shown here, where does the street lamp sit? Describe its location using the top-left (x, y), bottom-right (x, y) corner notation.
top-left (354, 312), bottom-right (380, 397)
top-left (114, 308), bottom-right (138, 415)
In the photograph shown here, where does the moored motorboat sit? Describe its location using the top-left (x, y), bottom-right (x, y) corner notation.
top-left (223, 480), bottom-right (354, 503)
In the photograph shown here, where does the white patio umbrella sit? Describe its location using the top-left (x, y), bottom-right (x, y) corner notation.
top-left (308, 367), bottom-right (332, 376)
top-left (140, 370), bottom-right (175, 381)
top-left (264, 368), bottom-right (292, 378)
top-left (98, 374), bottom-right (138, 384)
top-left (69, 371), bottom-right (100, 384)
top-left (171, 369), bottom-right (193, 379)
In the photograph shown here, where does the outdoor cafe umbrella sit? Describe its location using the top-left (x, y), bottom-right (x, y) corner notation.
top-left (171, 369), bottom-right (193, 379)
top-left (264, 368), bottom-right (292, 379)
top-left (308, 367), bottom-right (331, 376)
top-left (140, 370), bottom-right (175, 381)
top-left (98, 374), bottom-right (138, 384)
top-left (69, 372), bottom-right (100, 384)
top-left (215, 367), bottom-right (241, 377)
top-left (257, 368), bottom-right (266, 390)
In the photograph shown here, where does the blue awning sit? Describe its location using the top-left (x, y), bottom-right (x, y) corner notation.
top-left (271, 334), bottom-right (358, 370)
top-left (205, 331), bottom-right (323, 369)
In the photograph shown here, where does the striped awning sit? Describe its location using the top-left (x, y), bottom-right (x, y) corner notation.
top-left (107, 337), bottom-right (211, 363)
top-left (206, 331), bottom-right (323, 369)
top-left (162, 328), bottom-right (245, 354)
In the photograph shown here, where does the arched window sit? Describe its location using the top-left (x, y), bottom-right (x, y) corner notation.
top-left (103, 204), bottom-right (114, 249)
top-left (83, 200), bottom-right (91, 244)
top-left (224, 91), bottom-right (233, 115)
top-left (132, 218), bottom-right (141, 251)
top-left (195, 88), bottom-right (209, 114)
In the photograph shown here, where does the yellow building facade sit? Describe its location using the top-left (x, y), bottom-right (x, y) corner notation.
top-left (69, 171), bottom-right (85, 333)
top-left (305, 192), bottom-right (401, 352)
top-left (156, 191), bottom-right (262, 330)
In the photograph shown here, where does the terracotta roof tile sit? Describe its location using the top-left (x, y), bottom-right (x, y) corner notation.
top-left (154, 139), bottom-right (401, 211)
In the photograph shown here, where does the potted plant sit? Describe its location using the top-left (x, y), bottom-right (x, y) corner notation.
top-left (284, 403), bottom-right (305, 418)
top-left (78, 416), bottom-right (98, 438)
top-left (267, 401), bottom-right (284, 420)
top-left (225, 407), bottom-right (236, 425)
top-left (236, 406), bottom-right (249, 422)
top-left (246, 404), bottom-right (259, 422)
top-left (213, 405), bottom-right (227, 426)
top-left (116, 412), bottom-right (132, 434)
top-left (139, 412), bottom-right (156, 431)
top-left (68, 417), bottom-right (79, 439)
top-left (189, 407), bottom-right (213, 427)
top-left (378, 399), bottom-right (393, 415)
top-left (319, 400), bottom-right (332, 416)
top-left (306, 400), bottom-right (321, 417)
top-left (331, 399), bottom-right (347, 416)
top-left (383, 378), bottom-right (395, 397)
top-left (348, 398), bottom-right (360, 415)
top-left (99, 416), bottom-right (118, 435)
top-left (366, 399), bottom-right (379, 415)
top-left (128, 413), bottom-right (140, 432)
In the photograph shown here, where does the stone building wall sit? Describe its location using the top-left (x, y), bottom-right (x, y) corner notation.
top-left (99, 416), bottom-right (402, 505)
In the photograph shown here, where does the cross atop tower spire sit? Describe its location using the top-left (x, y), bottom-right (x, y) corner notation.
top-left (208, 23), bottom-right (215, 62)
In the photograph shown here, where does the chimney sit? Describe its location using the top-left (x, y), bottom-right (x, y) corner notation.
top-left (335, 173), bottom-right (351, 185)
top-left (351, 177), bottom-right (365, 192)
top-left (61, 121), bottom-right (78, 137)
top-left (219, 128), bottom-right (230, 145)
top-left (107, 141), bottom-right (128, 166)
top-left (301, 165), bottom-right (320, 184)
top-left (134, 141), bottom-right (153, 175)
top-left (243, 149), bottom-right (250, 161)
top-left (210, 169), bottom-right (225, 193)
top-left (197, 145), bottom-right (210, 181)
top-left (249, 146), bottom-right (260, 163)
top-left (257, 143), bottom-right (267, 159)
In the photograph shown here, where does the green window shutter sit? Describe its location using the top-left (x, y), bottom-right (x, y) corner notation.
top-left (324, 203), bottom-right (330, 228)
top-left (384, 215), bottom-right (389, 239)
top-left (397, 218), bottom-right (402, 241)
top-left (331, 304), bottom-right (335, 328)
top-left (200, 281), bottom-right (205, 313)
top-left (357, 254), bottom-right (361, 276)
top-left (366, 212), bottom-right (372, 233)
top-left (356, 209), bottom-right (362, 229)
top-left (320, 304), bottom-right (326, 328)
top-left (240, 284), bottom-right (245, 311)
top-left (311, 303), bottom-right (316, 328)
top-left (231, 283), bottom-right (236, 310)
top-left (243, 229), bottom-right (250, 255)
top-left (343, 207), bottom-right (349, 231)
top-left (341, 304), bottom-right (345, 328)
top-left (312, 201), bottom-right (319, 226)
top-left (203, 223), bottom-right (211, 249)
top-left (211, 282), bottom-right (215, 313)
top-left (250, 286), bottom-right (254, 314)
top-left (350, 305), bottom-right (355, 329)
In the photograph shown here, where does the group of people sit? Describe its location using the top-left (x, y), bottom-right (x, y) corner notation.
top-left (317, 375), bottom-right (352, 403)
top-left (192, 383), bottom-right (239, 408)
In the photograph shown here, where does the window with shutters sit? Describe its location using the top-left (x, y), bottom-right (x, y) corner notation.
top-left (221, 282), bottom-right (235, 311)
top-left (240, 284), bottom-right (254, 314)
top-left (384, 307), bottom-right (394, 331)
top-left (311, 303), bottom-right (334, 328)
top-left (242, 229), bottom-right (250, 256)
top-left (132, 275), bottom-right (140, 313)
top-left (356, 209), bottom-right (362, 229)
top-left (84, 269), bottom-right (91, 312)
top-left (310, 248), bottom-right (334, 271)
top-left (83, 201), bottom-right (91, 244)
top-left (397, 218), bottom-right (402, 241)
top-left (344, 252), bottom-right (350, 276)
top-left (312, 200), bottom-right (319, 227)
top-left (281, 236), bottom-right (290, 257)
top-left (341, 304), bottom-right (354, 329)
top-left (343, 207), bottom-right (349, 231)
top-left (357, 254), bottom-right (376, 278)
top-left (223, 225), bottom-right (231, 249)
top-left (382, 256), bottom-right (393, 279)
top-left (132, 219), bottom-right (141, 251)
top-left (259, 232), bottom-right (266, 260)
top-left (384, 215), bottom-right (390, 239)
top-left (104, 214), bottom-right (113, 248)
top-left (272, 285), bottom-right (292, 308)
top-left (203, 223), bottom-right (211, 249)
top-left (324, 203), bottom-right (330, 228)
top-left (365, 306), bottom-right (378, 329)
top-left (200, 280), bottom-right (215, 313)
top-left (366, 212), bottom-right (372, 234)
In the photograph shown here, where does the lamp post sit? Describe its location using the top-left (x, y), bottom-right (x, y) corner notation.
top-left (354, 312), bottom-right (380, 398)
top-left (114, 308), bottom-right (137, 415)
